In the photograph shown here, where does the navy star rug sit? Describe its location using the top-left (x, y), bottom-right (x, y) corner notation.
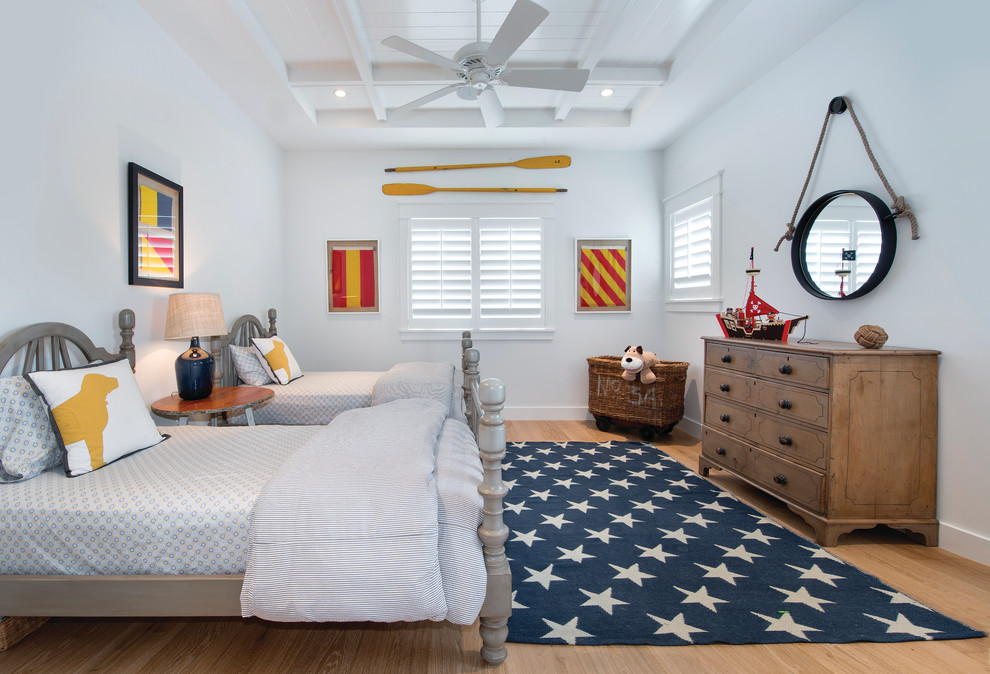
top-left (501, 441), bottom-right (984, 646)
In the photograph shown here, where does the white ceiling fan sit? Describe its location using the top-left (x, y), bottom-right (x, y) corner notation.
top-left (382, 0), bottom-right (591, 128)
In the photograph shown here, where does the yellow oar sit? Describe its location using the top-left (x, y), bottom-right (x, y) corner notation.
top-left (384, 155), bottom-right (571, 173)
top-left (383, 184), bottom-right (567, 196)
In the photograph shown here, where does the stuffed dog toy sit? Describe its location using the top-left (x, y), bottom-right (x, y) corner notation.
top-left (620, 345), bottom-right (660, 384)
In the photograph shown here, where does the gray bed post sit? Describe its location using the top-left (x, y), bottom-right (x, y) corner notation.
top-left (462, 332), bottom-right (478, 434)
top-left (118, 309), bottom-right (136, 371)
top-left (476, 378), bottom-right (510, 665)
top-left (267, 308), bottom-right (277, 336)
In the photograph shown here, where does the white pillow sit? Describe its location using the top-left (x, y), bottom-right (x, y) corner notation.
top-left (251, 337), bottom-right (303, 385)
top-left (229, 344), bottom-right (273, 387)
top-left (26, 358), bottom-right (167, 477)
top-left (0, 375), bottom-right (61, 481)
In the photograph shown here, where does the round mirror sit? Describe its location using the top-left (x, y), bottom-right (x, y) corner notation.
top-left (791, 190), bottom-right (896, 300)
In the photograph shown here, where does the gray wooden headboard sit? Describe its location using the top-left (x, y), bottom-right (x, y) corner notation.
top-left (0, 310), bottom-right (135, 375)
top-left (218, 308), bottom-right (277, 387)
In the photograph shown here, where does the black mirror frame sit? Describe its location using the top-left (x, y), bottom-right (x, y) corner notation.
top-left (791, 189), bottom-right (897, 300)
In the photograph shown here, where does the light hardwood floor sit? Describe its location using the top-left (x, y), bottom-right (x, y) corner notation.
top-left (1, 421), bottom-right (987, 673)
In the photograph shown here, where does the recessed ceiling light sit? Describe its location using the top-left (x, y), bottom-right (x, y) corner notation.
top-left (334, 89), bottom-right (347, 98)
top-left (600, 88), bottom-right (614, 97)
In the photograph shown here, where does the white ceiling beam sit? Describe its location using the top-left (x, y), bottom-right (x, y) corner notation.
top-left (555, 0), bottom-right (632, 121)
top-left (330, 0), bottom-right (387, 121)
top-left (316, 108), bottom-right (630, 130)
top-left (288, 64), bottom-right (666, 89)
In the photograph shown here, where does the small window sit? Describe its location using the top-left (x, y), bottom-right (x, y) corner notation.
top-left (400, 203), bottom-right (553, 340)
top-left (664, 173), bottom-right (722, 312)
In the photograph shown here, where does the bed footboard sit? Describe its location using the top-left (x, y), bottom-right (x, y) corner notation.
top-left (461, 332), bottom-right (511, 665)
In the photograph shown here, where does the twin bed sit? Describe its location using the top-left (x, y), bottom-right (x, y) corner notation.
top-left (0, 309), bottom-right (511, 664)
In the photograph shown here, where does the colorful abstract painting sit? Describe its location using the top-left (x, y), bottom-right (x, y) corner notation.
top-left (327, 240), bottom-right (379, 312)
top-left (577, 239), bottom-right (631, 312)
top-left (128, 163), bottom-right (183, 288)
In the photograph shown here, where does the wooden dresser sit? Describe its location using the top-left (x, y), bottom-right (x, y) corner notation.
top-left (699, 336), bottom-right (939, 546)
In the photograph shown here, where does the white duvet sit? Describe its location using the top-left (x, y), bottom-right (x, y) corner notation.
top-left (240, 398), bottom-right (486, 625)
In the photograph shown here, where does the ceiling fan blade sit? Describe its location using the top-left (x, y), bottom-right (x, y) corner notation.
top-left (478, 88), bottom-right (506, 128)
top-left (390, 85), bottom-right (462, 117)
top-left (500, 68), bottom-right (590, 92)
top-left (484, 0), bottom-right (549, 66)
top-left (382, 35), bottom-right (464, 72)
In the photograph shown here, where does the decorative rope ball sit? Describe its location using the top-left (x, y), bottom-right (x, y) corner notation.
top-left (855, 324), bottom-right (888, 349)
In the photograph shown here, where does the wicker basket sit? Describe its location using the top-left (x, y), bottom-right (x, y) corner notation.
top-left (587, 356), bottom-right (688, 440)
top-left (0, 616), bottom-right (48, 651)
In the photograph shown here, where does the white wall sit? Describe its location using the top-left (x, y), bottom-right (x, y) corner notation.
top-left (280, 149), bottom-right (664, 418)
top-left (661, 0), bottom-right (990, 564)
top-left (0, 0), bottom-right (284, 403)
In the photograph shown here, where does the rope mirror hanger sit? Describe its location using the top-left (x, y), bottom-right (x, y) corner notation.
top-left (774, 96), bottom-right (919, 253)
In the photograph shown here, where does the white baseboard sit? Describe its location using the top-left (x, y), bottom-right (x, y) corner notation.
top-left (939, 523), bottom-right (990, 568)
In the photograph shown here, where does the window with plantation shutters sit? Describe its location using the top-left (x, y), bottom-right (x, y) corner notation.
top-left (664, 174), bottom-right (722, 311)
top-left (400, 203), bottom-right (553, 338)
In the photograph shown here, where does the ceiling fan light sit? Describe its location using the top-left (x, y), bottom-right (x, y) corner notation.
top-left (478, 87), bottom-right (506, 128)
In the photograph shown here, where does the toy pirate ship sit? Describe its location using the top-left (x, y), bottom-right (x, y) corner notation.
top-left (716, 248), bottom-right (808, 342)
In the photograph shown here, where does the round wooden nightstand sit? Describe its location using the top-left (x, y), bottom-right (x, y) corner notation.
top-left (151, 386), bottom-right (274, 426)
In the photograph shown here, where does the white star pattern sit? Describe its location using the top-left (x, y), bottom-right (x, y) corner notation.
top-left (524, 564), bottom-right (565, 590)
top-left (752, 611), bottom-right (823, 640)
top-left (864, 613), bottom-right (943, 640)
top-left (580, 587), bottom-right (629, 615)
top-left (497, 441), bottom-right (976, 648)
top-left (786, 563), bottom-right (845, 587)
top-left (541, 513), bottom-right (573, 529)
top-left (557, 544), bottom-right (595, 563)
top-left (771, 586), bottom-right (834, 612)
top-left (540, 617), bottom-right (594, 644)
top-left (610, 563), bottom-right (656, 586)
top-left (648, 613), bottom-right (707, 643)
top-left (676, 585), bottom-right (727, 612)
top-left (695, 562), bottom-right (747, 585)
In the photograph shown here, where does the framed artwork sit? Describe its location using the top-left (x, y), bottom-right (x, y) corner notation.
top-left (576, 238), bottom-right (632, 312)
top-left (327, 239), bottom-right (379, 313)
top-left (127, 162), bottom-right (183, 287)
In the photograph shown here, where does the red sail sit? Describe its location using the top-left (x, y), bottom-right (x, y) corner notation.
top-left (745, 291), bottom-right (778, 317)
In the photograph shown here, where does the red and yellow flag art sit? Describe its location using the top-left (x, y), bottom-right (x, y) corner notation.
top-left (331, 247), bottom-right (377, 309)
top-left (579, 246), bottom-right (628, 309)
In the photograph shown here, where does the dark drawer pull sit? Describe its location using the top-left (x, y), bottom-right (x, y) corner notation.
top-left (778, 363), bottom-right (792, 375)
top-left (721, 354), bottom-right (732, 363)
top-left (778, 399), bottom-right (791, 409)
top-left (778, 435), bottom-right (792, 446)
top-left (720, 414), bottom-right (731, 423)
top-left (720, 383), bottom-right (731, 392)
top-left (716, 447), bottom-right (726, 456)
top-left (773, 474), bottom-right (788, 485)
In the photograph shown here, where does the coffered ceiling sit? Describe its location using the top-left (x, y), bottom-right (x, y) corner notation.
top-left (138, 0), bottom-right (862, 150)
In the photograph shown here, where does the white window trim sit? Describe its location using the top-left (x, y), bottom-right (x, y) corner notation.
top-left (663, 172), bottom-right (723, 313)
top-left (399, 202), bottom-right (555, 341)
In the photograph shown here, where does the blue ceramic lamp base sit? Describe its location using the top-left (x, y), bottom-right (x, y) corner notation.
top-left (175, 336), bottom-right (215, 400)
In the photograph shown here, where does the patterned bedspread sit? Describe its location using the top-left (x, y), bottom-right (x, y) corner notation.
top-left (0, 425), bottom-right (320, 575)
top-left (226, 371), bottom-right (383, 425)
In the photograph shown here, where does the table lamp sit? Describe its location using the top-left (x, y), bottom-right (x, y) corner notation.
top-left (164, 293), bottom-right (227, 400)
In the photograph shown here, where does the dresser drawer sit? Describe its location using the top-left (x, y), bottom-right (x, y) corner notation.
top-left (704, 398), bottom-right (755, 438)
top-left (755, 350), bottom-right (829, 388)
top-left (702, 427), bottom-right (751, 473)
top-left (752, 379), bottom-right (829, 428)
top-left (752, 414), bottom-right (828, 469)
top-left (750, 449), bottom-right (825, 512)
top-left (704, 370), bottom-right (756, 406)
top-left (705, 342), bottom-right (756, 375)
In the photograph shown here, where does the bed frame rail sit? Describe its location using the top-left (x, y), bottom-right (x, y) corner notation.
top-left (0, 310), bottom-right (135, 374)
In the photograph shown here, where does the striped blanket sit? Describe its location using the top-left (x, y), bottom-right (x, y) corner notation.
top-left (240, 398), bottom-right (486, 624)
